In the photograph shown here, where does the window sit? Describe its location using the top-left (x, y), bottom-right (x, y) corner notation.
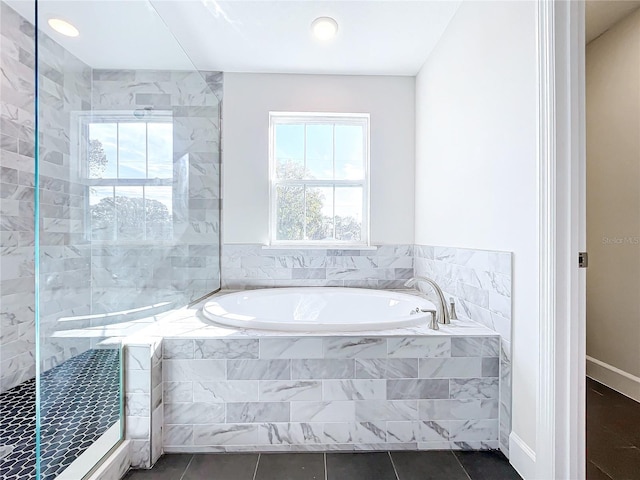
top-left (81, 112), bottom-right (174, 242)
top-left (269, 112), bottom-right (370, 245)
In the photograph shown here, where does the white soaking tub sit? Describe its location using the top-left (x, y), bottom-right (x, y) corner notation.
top-left (201, 287), bottom-right (437, 332)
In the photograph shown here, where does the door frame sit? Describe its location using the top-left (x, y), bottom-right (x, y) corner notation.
top-left (536, 1), bottom-right (586, 479)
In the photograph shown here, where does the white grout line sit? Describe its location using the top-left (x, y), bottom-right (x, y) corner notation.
top-left (387, 452), bottom-right (400, 480)
top-left (178, 454), bottom-right (195, 480)
top-left (252, 453), bottom-right (261, 480)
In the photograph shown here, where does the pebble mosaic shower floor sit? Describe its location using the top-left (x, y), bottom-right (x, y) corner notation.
top-left (0, 349), bottom-right (120, 480)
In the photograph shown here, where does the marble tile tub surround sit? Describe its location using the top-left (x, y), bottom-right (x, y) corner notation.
top-left (413, 245), bottom-right (512, 456)
top-left (161, 333), bottom-right (501, 453)
top-left (221, 244), bottom-right (414, 290)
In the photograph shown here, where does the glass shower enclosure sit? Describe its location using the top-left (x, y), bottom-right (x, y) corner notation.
top-left (0, 0), bottom-right (221, 478)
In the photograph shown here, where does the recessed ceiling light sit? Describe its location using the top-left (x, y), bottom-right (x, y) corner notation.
top-left (48, 18), bottom-right (79, 37)
top-left (311, 16), bottom-right (338, 41)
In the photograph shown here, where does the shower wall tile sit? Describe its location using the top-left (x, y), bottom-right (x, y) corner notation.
top-left (414, 244), bottom-right (512, 458)
top-left (1, 1), bottom-right (37, 392)
top-left (89, 70), bottom-right (222, 315)
top-left (0, 1), bottom-right (94, 391)
top-left (221, 244), bottom-right (414, 289)
top-left (161, 333), bottom-right (499, 453)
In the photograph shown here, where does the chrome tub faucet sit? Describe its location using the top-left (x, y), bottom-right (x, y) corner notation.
top-left (404, 276), bottom-right (451, 325)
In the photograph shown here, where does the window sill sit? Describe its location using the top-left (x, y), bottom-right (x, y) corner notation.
top-left (262, 245), bottom-right (377, 251)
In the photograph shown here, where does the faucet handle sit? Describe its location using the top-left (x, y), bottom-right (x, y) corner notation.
top-left (449, 297), bottom-right (458, 321)
top-left (421, 308), bottom-right (439, 330)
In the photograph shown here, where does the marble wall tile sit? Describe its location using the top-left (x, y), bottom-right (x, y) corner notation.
top-left (259, 338), bottom-right (323, 359)
top-left (259, 380), bottom-right (322, 402)
top-left (355, 400), bottom-right (418, 422)
top-left (418, 399), bottom-right (499, 421)
top-left (163, 359), bottom-right (226, 382)
top-left (126, 416), bottom-right (150, 440)
top-left (227, 402), bottom-right (289, 423)
top-left (419, 421), bottom-right (451, 442)
top-left (387, 337), bottom-right (451, 358)
top-left (195, 339), bottom-right (258, 359)
top-left (164, 425), bottom-right (194, 446)
top-left (322, 379), bottom-right (386, 401)
top-left (163, 339), bottom-right (194, 359)
top-left (164, 402), bottom-right (225, 424)
top-left (164, 381), bottom-right (193, 403)
top-left (481, 357), bottom-right (500, 377)
top-left (323, 337), bottom-right (387, 358)
top-left (258, 423), bottom-right (323, 445)
top-left (386, 421), bottom-right (418, 443)
top-left (290, 401), bottom-right (355, 422)
top-left (449, 378), bottom-right (499, 400)
top-left (227, 359), bottom-right (290, 380)
top-left (355, 359), bottom-right (418, 379)
top-left (451, 337), bottom-right (500, 357)
top-left (151, 405), bottom-right (163, 464)
top-left (386, 379), bottom-right (449, 400)
top-left (414, 244), bottom-right (512, 457)
top-left (448, 419), bottom-right (499, 443)
top-left (126, 394), bottom-right (150, 416)
top-left (418, 358), bottom-right (483, 378)
top-left (193, 381), bottom-right (259, 403)
top-left (291, 359), bottom-right (355, 379)
top-left (130, 440), bottom-right (150, 469)
top-left (221, 244), bottom-right (413, 289)
top-left (193, 424), bottom-right (259, 446)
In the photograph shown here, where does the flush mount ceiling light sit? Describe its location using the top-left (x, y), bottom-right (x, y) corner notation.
top-left (48, 18), bottom-right (79, 37)
top-left (311, 16), bottom-right (338, 41)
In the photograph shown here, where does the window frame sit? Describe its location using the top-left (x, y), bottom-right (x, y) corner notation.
top-left (268, 111), bottom-right (371, 247)
top-left (76, 110), bottom-right (175, 244)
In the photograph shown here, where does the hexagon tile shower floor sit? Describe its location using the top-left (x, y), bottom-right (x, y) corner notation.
top-left (0, 349), bottom-right (120, 480)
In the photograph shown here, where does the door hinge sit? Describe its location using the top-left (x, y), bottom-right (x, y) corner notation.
top-left (579, 252), bottom-right (588, 268)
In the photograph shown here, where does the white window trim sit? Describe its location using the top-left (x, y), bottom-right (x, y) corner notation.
top-left (268, 111), bottom-right (371, 247)
top-left (75, 110), bottom-right (176, 245)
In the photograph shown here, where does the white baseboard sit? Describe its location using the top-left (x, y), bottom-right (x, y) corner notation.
top-left (586, 355), bottom-right (640, 403)
top-left (509, 432), bottom-right (536, 480)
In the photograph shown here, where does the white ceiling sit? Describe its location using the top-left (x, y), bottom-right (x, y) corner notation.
top-left (6, 0), bottom-right (461, 76)
top-left (586, 0), bottom-right (640, 43)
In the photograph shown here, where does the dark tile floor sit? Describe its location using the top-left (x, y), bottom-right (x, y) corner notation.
top-left (586, 377), bottom-right (640, 480)
top-left (124, 450), bottom-right (522, 480)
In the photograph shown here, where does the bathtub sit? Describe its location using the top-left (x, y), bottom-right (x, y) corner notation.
top-left (201, 287), bottom-right (436, 332)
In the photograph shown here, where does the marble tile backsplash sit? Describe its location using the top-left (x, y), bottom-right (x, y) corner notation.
top-left (162, 335), bottom-right (501, 453)
top-left (221, 244), bottom-right (414, 290)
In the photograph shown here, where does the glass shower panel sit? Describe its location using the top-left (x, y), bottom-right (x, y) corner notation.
top-left (34, 0), bottom-right (222, 477)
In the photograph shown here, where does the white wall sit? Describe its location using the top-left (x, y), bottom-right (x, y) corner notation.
top-left (414, 0), bottom-right (539, 466)
top-left (586, 8), bottom-right (640, 399)
top-left (223, 73), bottom-right (415, 245)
